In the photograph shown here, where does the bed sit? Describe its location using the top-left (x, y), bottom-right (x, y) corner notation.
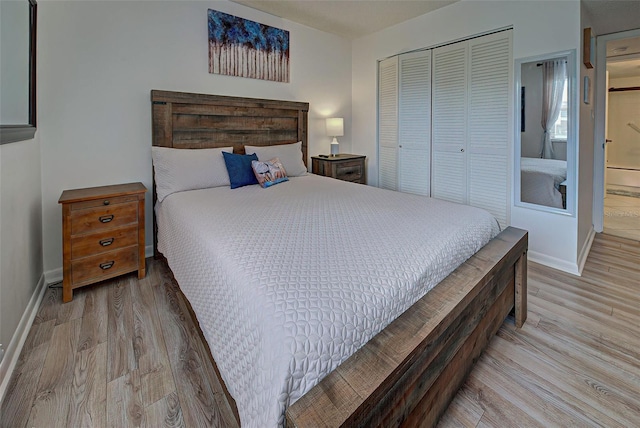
top-left (520, 157), bottom-right (567, 209)
top-left (150, 90), bottom-right (528, 427)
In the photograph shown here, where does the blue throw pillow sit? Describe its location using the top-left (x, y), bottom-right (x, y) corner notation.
top-left (222, 152), bottom-right (259, 189)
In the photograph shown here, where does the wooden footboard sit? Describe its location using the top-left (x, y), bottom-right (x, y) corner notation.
top-left (286, 227), bottom-right (528, 427)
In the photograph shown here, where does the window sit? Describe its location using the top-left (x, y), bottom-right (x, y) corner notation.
top-left (550, 79), bottom-right (568, 140)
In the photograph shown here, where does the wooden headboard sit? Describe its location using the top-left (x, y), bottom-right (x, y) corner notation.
top-left (150, 90), bottom-right (309, 254)
top-left (151, 90), bottom-right (309, 159)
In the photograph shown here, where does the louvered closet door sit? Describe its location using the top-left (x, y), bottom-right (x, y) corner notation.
top-left (431, 43), bottom-right (468, 204)
top-left (378, 56), bottom-right (399, 190)
top-left (398, 51), bottom-right (431, 196)
top-left (467, 32), bottom-right (512, 228)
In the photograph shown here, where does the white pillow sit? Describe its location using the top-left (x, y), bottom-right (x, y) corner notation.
top-left (244, 141), bottom-right (307, 177)
top-left (152, 146), bottom-right (233, 202)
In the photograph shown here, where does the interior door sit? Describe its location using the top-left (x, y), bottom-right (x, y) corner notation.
top-left (378, 56), bottom-right (399, 190)
top-left (398, 50), bottom-right (431, 196)
top-left (467, 31), bottom-right (512, 228)
top-left (431, 42), bottom-right (468, 204)
top-left (604, 70), bottom-right (610, 198)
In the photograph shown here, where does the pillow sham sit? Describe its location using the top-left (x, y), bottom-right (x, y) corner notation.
top-left (251, 157), bottom-right (289, 188)
top-left (152, 146), bottom-right (233, 202)
top-left (244, 141), bottom-right (307, 177)
top-left (222, 152), bottom-right (259, 189)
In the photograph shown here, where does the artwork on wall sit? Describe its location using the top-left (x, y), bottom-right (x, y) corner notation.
top-left (208, 9), bottom-right (290, 83)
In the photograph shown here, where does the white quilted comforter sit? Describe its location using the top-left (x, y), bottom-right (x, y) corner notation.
top-left (521, 157), bottom-right (567, 208)
top-left (156, 174), bottom-right (500, 427)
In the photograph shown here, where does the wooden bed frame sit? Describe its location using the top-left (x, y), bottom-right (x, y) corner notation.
top-left (150, 90), bottom-right (528, 427)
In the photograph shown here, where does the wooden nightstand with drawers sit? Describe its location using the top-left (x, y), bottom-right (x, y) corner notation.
top-left (311, 154), bottom-right (366, 184)
top-left (58, 182), bottom-right (146, 302)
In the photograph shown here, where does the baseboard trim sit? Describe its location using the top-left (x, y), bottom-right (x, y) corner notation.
top-left (528, 250), bottom-right (580, 276)
top-left (44, 267), bottom-right (62, 285)
top-left (146, 244), bottom-right (154, 259)
top-left (0, 273), bottom-right (47, 404)
top-left (577, 226), bottom-right (596, 276)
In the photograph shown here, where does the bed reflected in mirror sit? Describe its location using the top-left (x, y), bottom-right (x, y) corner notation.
top-left (515, 50), bottom-right (576, 215)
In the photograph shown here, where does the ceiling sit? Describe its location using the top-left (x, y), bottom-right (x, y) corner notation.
top-left (232, 1), bottom-right (639, 41)
top-left (583, 0), bottom-right (640, 37)
top-left (231, 0), bottom-right (458, 39)
top-left (607, 36), bottom-right (640, 79)
top-left (583, 0), bottom-right (640, 80)
top-left (231, 0), bottom-right (640, 78)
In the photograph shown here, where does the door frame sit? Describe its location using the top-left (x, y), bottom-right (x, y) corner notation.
top-left (593, 28), bottom-right (640, 232)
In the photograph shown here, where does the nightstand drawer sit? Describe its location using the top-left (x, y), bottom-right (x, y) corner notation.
top-left (71, 245), bottom-right (138, 286)
top-left (336, 161), bottom-right (363, 181)
top-left (311, 154), bottom-right (366, 185)
top-left (71, 225), bottom-right (138, 259)
top-left (70, 202), bottom-right (138, 235)
top-left (70, 194), bottom-right (139, 211)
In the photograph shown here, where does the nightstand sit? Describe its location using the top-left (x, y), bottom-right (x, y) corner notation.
top-left (311, 154), bottom-right (366, 184)
top-left (58, 182), bottom-right (146, 302)
top-left (559, 180), bottom-right (567, 209)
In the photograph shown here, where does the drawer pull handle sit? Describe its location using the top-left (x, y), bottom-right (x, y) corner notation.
top-left (99, 215), bottom-right (114, 223)
top-left (100, 261), bottom-right (115, 270)
top-left (99, 238), bottom-right (114, 247)
top-left (103, 200), bottom-right (110, 206)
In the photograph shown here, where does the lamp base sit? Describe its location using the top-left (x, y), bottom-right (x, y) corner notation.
top-left (330, 139), bottom-right (339, 156)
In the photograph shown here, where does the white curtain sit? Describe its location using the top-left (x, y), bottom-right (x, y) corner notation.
top-left (540, 60), bottom-right (566, 159)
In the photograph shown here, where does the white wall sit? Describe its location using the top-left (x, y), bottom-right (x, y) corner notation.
top-left (610, 76), bottom-right (640, 87)
top-left (38, 0), bottom-right (352, 274)
top-left (521, 63), bottom-right (544, 158)
top-left (607, 76), bottom-right (640, 169)
top-left (0, 137), bottom-right (43, 362)
top-left (577, 2), bottom-right (596, 270)
top-left (352, 0), bottom-right (583, 272)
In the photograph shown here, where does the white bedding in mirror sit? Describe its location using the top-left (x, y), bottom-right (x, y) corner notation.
top-left (520, 157), bottom-right (567, 208)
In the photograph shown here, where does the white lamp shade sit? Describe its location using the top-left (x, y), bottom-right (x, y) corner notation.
top-left (326, 117), bottom-right (344, 137)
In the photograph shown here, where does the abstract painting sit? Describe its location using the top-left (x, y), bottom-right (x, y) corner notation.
top-left (208, 10), bottom-right (290, 83)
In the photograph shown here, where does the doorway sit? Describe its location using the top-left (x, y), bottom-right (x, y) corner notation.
top-left (593, 29), bottom-right (640, 241)
top-left (603, 35), bottom-right (640, 240)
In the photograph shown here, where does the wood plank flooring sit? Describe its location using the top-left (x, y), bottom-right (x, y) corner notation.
top-left (440, 233), bottom-right (640, 428)
top-left (1, 233), bottom-right (638, 427)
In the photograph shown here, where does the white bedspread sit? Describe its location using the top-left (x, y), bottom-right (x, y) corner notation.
top-left (156, 174), bottom-right (500, 427)
top-left (520, 157), bottom-right (567, 208)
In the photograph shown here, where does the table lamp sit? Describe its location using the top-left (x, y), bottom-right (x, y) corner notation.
top-left (326, 117), bottom-right (343, 156)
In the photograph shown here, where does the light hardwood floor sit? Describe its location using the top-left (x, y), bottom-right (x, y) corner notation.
top-left (1, 233), bottom-right (638, 427)
top-left (604, 192), bottom-right (640, 241)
